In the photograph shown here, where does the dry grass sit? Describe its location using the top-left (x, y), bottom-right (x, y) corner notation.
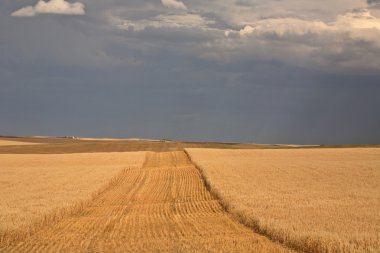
top-left (0, 140), bottom-right (41, 146)
top-left (186, 148), bottom-right (380, 253)
top-left (0, 152), bottom-right (145, 244)
top-left (1, 151), bottom-right (295, 252)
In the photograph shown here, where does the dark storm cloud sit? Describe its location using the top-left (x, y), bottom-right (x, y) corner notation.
top-left (1, 0), bottom-right (380, 144)
top-left (368, 0), bottom-right (380, 5)
top-left (235, 0), bottom-right (254, 7)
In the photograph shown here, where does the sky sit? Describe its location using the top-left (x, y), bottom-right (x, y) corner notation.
top-left (1, 0), bottom-right (380, 144)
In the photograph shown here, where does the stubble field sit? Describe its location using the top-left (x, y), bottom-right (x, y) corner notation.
top-left (0, 136), bottom-right (379, 252)
top-left (0, 140), bottom-right (42, 146)
top-left (0, 152), bottom-right (145, 244)
top-left (186, 148), bottom-right (380, 253)
top-left (0, 138), bottom-right (294, 252)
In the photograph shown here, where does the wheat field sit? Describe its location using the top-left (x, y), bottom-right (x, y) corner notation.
top-left (0, 151), bottom-right (295, 252)
top-left (186, 148), bottom-right (380, 253)
top-left (2, 136), bottom-right (378, 252)
top-left (0, 140), bottom-right (41, 146)
top-left (0, 152), bottom-right (145, 244)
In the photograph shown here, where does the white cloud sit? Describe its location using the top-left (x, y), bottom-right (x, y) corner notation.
top-left (218, 8), bottom-right (380, 72)
top-left (109, 2), bottom-right (380, 73)
top-left (12, 0), bottom-right (85, 17)
top-left (12, 6), bottom-right (36, 17)
top-left (336, 9), bottom-right (380, 30)
top-left (187, 0), bottom-right (368, 28)
top-left (235, 9), bottom-right (380, 38)
top-left (161, 0), bottom-right (187, 10)
top-left (239, 25), bottom-right (255, 36)
top-left (116, 13), bottom-right (214, 31)
top-left (233, 8), bottom-right (380, 48)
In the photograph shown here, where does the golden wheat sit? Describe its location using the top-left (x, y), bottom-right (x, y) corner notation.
top-left (1, 151), bottom-right (295, 252)
top-left (186, 148), bottom-right (380, 253)
top-left (0, 152), bottom-right (145, 243)
top-left (0, 140), bottom-right (41, 146)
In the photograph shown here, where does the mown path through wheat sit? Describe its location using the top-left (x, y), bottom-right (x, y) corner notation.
top-left (1, 151), bottom-right (294, 253)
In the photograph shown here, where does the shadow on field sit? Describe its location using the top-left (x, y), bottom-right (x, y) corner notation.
top-left (0, 136), bottom-right (378, 154)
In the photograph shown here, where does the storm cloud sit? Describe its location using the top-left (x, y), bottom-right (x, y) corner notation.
top-left (1, 0), bottom-right (380, 144)
top-left (368, 0), bottom-right (380, 5)
top-left (161, 0), bottom-right (187, 10)
top-left (104, 1), bottom-right (380, 73)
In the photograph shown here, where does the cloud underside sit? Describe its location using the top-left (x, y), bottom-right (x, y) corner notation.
top-left (12, 0), bottom-right (85, 17)
top-left (8, 0), bottom-right (380, 73)
top-left (161, 0), bottom-right (187, 10)
top-left (117, 13), bottom-right (214, 31)
top-left (114, 8), bottom-right (380, 72)
top-left (367, 0), bottom-right (380, 5)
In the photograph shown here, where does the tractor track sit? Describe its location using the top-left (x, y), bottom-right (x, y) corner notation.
top-left (1, 151), bottom-right (294, 253)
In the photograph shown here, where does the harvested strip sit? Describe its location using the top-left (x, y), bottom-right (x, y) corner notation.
top-left (0, 152), bottom-right (145, 236)
top-left (1, 151), bottom-right (295, 253)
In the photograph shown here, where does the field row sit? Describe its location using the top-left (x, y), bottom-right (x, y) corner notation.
top-left (0, 152), bottom-right (145, 243)
top-left (186, 148), bottom-right (380, 253)
top-left (1, 151), bottom-right (293, 252)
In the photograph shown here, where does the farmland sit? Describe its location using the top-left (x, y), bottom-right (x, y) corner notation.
top-left (0, 152), bottom-right (145, 244)
top-left (186, 148), bottom-right (380, 253)
top-left (0, 136), bottom-right (379, 252)
top-left (0, 149), bottom-right (294, 252)
top-left (0, 140), bottom-right (42, 146)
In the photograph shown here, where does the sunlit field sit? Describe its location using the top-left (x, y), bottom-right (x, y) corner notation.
top-left (1, 136), bottom-right (379, 252)
top-left (2, 0), bottom-right (380, 251)
top-left (0, 150), bottom-right (294, 253)
top-left (0, 152), bottom-right (145, 244)
top-left (0, 140), bottom-right (41, 146)
top-left (186, 148), bottom-right (380, 253)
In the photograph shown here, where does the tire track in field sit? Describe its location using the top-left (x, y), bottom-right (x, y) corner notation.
top-left (1, 151), bottom-right (295, 253)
